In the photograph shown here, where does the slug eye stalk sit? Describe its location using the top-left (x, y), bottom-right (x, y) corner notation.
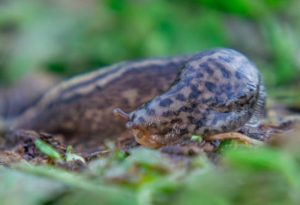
top-left (113, 108), bottom-right (130, 121)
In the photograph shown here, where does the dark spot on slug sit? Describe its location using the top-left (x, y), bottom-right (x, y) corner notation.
top-left (131, 113), bottom-right (136, 120)
top-left (171, 118), bottom-right (183, 124)
top-left (218, 55), bottom-right (234, 63)
top-left (186, 64), bottom-right (196, 72)
top-left (159, 98), bottom-right (173, 107)
top-left (222, 84), bottom-right (232, 93)
top-left (189, 84), bottom-right (201, 99)
top-left (179, 106), bottom-right (194, 113)
top-left (195, 120), bottom-right (204, 130)
top-left (183, 76), bottom-right (193, 84)
top-left (191, 103), bottom-right (197, 108)
top-left (196, 72), bottom-right (204, 78)
top-left (235, 70), bottom-right (243, 79)
top-left (175, 93), bottom-right (186, 101)
top-left (146, 108), bottom-right (156, 116)
top-left (216, 63), bottom-right (231, 79)
top-left (162, 110), bottom-right (173, 117)
top-left (201, 63), bottom-right (214, 75)
top-left (138, 117), bottom-right (146, 123)
top-left (205, 82), bottom-right (217, 92)
top-left (207, 58), bottom-right (216, 63)
top-left (168, 83), bottom-right (186, 95)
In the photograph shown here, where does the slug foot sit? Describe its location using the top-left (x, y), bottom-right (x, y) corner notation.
top-left (205, 132), bottom-right (264, 146)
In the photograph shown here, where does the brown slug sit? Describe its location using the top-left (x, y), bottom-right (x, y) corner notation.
top-left (114, 48), bottom-right (266, 148)
top-left (3, 48), bottom-right (266, 149)
top-left (8, 57), bottom-right (188, 148)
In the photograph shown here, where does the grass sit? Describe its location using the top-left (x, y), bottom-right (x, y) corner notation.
top-left (1, 136), bottom-right (300, 205)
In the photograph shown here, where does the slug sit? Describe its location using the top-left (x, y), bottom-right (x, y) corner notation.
top-left (114, 48), bottom-right (266, 148)
top-left (7, 57), bottom-right (188, 148)
top-left (3, 48), bottom-right (266, 149)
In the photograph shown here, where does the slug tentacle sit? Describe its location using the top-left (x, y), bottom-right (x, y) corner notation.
top-left (113, 108), bottom-right (130, 121)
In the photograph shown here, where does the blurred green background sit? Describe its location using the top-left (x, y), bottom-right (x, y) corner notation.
top-left (0, 0), bottom-right (299, 89)
top-left (1, 2), bottom-right (300, 205)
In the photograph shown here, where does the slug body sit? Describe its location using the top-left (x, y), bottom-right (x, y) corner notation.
top-left (122, 49), bottom-right (266, 148)
top-left (5, 48), bottom-right (266, 149)
top-left (10, 57), bottom-right (188, 148)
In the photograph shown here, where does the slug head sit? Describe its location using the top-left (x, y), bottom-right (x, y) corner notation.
top-left (114, 96), bottom-right (191, 148)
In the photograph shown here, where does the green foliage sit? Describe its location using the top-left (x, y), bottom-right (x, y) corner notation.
top-left (262, 20), bottom-right (300, 85)
top-left (34, 139), bottom-right (63, 161)
top-left (65, 146), bottom-right (85, 163)
top-left (16, 164), bottom-right (137, 205)
top-left (0, 0), bottom-right (228, 83)
top-left (191, 135), bottom-right (202, 142)
top-left (1, 143), bottom-right (300, 205)
top-left (198, 0), bottom-right (286, 18)
top-left (160, 146), bottom-right (300, 205)
top-left (0, 0), bottom-right (299, 88)
top-left (0, 167), bottom-right (64, 205)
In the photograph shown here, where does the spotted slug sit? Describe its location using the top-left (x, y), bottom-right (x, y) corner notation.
top-left (4, 48), bottom-right (265, 149)
top-left (114, 48), bottom-right (266, 148)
